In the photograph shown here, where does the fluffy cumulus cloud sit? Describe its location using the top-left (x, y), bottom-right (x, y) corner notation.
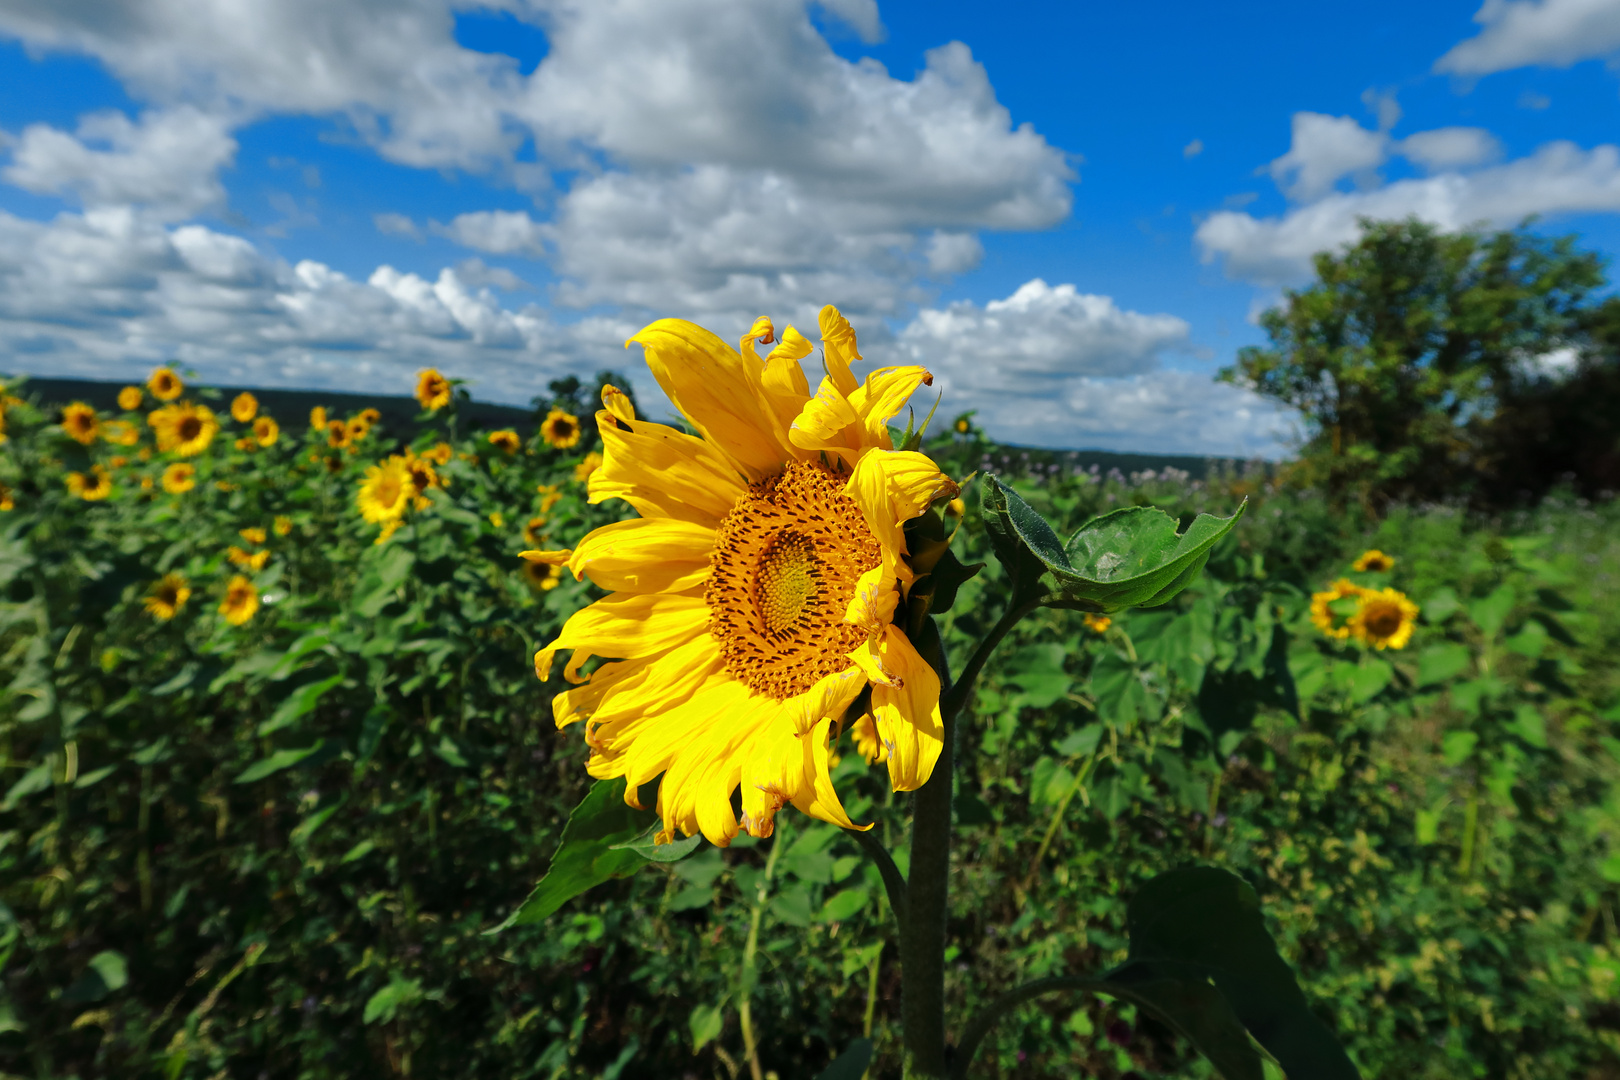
top-left (880, 279), bottom-right (1291, 455)
top-left (431, 210), bottom-right (549, 257)
top-left (1436, 0), bottom-right (1620, 75)
top-left (1267, 113), bottom-right (1390, 202)
top-left (1396, 126), bottom-right (1504, 172)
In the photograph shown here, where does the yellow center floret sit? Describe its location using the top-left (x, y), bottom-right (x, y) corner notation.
top-left (707, 461), bottom-right (880, 701)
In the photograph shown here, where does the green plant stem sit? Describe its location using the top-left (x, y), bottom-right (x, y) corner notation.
top-left (948, 976), bottom-right (1110, 1080)
top-left (938, 601), bottom-right (1036, 722)
top-left (739, 827), bottom-right (783, 1080)
top-left (851, 828), bottom-right (907, 921)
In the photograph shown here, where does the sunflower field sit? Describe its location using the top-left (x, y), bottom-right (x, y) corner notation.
top-left (3, 358), bottom-right (1620, 1080)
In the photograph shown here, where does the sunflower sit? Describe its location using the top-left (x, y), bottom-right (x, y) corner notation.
top-left (234, 437), bottom-right (256, 452)
top-left (416, 369), bottom-right (452, 411)
top-left (1309, 578), bottom-right (1364, 641)
top-left (149, 402), bottom-right (218, 456)
top-left (489, 512), bottom-right (505, 529)
top-left (62, 401), bottom-right (100, 444)
top-left (147, 367), bottom-right (184, 401)
top-left (426, 442), bottom-right (453, 466)
top-left (274, 515), bottom-right (293, 537)
top-left (253, 416), bottom-right (279, 447)
top-left (536, 306), bottom-right (955, 848)
top-left (230, 392), bottom-right (258, 423)
top-left (103, 419), bottom-right (140, 447)
top-left (144, 573), bottom-right (192, 621)
top-left (357, 456), bottom-right (412, 524)
top-left (327, 420), bottom-right (351, 449)
top-left (522, 555), bottom-right (563, 592)
top-left (488, 429), bottom-right (522, 453)
top-left (954, 415), bottom-right (972, 435)
top-left (310, 406), bottom-right (328, 430)
top-left (1352, 549), bottom-right (1395, 573)
top-left (162, 462), bottom-right (197, 494)
top-left (240, 526), bottom-right (267, 544)
top-left (118, 385), bottom-right (144, 411)
top-left (345, 416), bottom-right (371, 446)
top-left (0, 410), bottom-right (7, 445)
top-left (1082, 612), bottom-right (1112, 634)
top-left (523, 515), bottom-right (548, 547)
top-left (220, 575), bottom-right (260, 626)
top-left (401, 452), bottom-right (440, 510)
top-left (0, 483), bottom-right (13, 511)
top-left (227, 545), bottom-right (271, 571)
top-left (535, 483), bottom-right (561, 514)
top-left (572, 451), bottom-right (603, 483)
top-left (1349, 587), bottom-right (1419, 650)
top-left (359, 408), bottom-right (380, 425)
top-left (540, 408), bottom-right (582, 449)
top-left (66, 466), bottom-right (113, 501)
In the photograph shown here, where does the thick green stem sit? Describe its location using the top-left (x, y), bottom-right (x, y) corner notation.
top-left (900, 693), bottom-right (953, 1079)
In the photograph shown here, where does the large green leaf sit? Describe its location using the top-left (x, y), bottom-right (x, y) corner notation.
top-left (1095, 961), bottom-right (1262, 1080)
top-left (490, 777), bottom-right (696, 931)
top-left (981, 477), bottom-right (1244, 611)
top-left (1113, 866), bottom-right (1359, 1080)
top-left (814, 1038), bottom-right (873, 1080)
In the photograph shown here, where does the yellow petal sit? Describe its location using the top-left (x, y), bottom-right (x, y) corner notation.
top-left (519, 548), bottom-right (572, 565)
top-left (741, 315), bottom-right (776, 354)
top-left (601, 384), bottom-right (636, 424)
top-left (535, 589), bottom-right (710, 683)
top-left (848, 366), bottom-right (935, 448)
top-left (628, 319), bottom-right (791, 479)
top-left (567, 518), bottom-right (714, 593)
top-left (591, 410), bottom-right (745, 526)
top-left (788, 376), bottom-right (862, 467)
top-left (844, 564), bottom-right (900, 633)
top-left (781, 664), bottom-right (867, 735)
top-left (845, 449), bottom-right (959, 572)
top-left (766, 325), bottom-right (813, 362)
top-left (860, 627), bottom-right (943, 792)
top-left (789, 717), bottom-right (866, 831)
top-left (818, 305), bottom-right (861, 397)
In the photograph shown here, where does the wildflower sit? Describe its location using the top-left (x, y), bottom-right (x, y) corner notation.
top-left (118, 385), bottom-right (144, 411)
top-left (254, 416), bottom-right (279, 447)
top-left (231, 392), bottom-right (258, 423)
top-left (488, 429), bottom-right (522, 453)
top-left (416, 369), bottom-right (452, 411)
top-left (274, 515), bottom-right (293, 537)
top-left (227, 545), bottom-right (271, 571)
top-left (162, 462), bottom-right (197, 494)
top-left (144, 574), bottom-right (192, 621)
top-left (62, 401), bottom-right (100, 445)
top-left (147, 367), bottom-right (184, 402)
top-left (1350, 588), bottom-right (1419, 651)
top-left (1082, 612), bottom-right (1112, 634)
top-left (536, 306), bottom-right (954, 846)
top-left (149, 402), bottom-right (218, 456)
top-left (535, 483), bottom-right (561, 514)
top-left (103, 419), bottom-right (140, 447)
top-left (573, 451), bottom-right (603, 482)
top-left (0, 483), bottom-right (12, 511)
top-left (310, 406), bottom-right (328, 430)
top-left (1310, 578), bottom-right (1364, 641)
top-left (240, 527), bottom-right (267, 545)
top-left (357, 456), bottom-right (412, 523)
top-left (220, 575), bottom-right (260, 625)
top-left (489, 511), bottom-right (505, 528)
top-left (1352, 549), bottom-right (1395, 573)
top-left (66, 466), bottom-right (113, 501)
top-left (523, 515), bottom-right (548, 547)
top-left (541, 408), bottom-right (582, 449)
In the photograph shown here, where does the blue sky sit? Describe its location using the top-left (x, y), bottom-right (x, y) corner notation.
top-left (2, 0), bottom-right (1619, 456)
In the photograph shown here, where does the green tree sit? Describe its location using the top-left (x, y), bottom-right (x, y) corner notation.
top-left (1221, 217), bottom-right (1605, 507)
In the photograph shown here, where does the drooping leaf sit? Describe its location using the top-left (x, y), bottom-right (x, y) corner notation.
top-left (257, 674), bottom-right (343, 735)
top-left (233, 739), bottom-right (339, 784)
top-left (61, 950), bottom-right (128, 1004)
top-left (814, 1037), bottom-right (873, 1080)
top-left (1112, 866), bottom-right (1360, 1080)
top-left (362, 975), bottom-right (422, 1024)
top-left (981, 476), bottom-right (1244, 611)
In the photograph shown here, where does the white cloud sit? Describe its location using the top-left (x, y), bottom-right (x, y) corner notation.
top-left (2, 107), bottom-right (236, 220)
top-left (812, 0), bottom-right (885, 42)
top-left (1397, 126), bottom-right (1504, 171)
top-left (1183, 138), bottom-right (1204, 159)
top-left (1266, 113), bottom-right (1388, 202)
top-left (454, 257), bottom-right (530, 292)
top-left (432, 209), bottom-right (548, 256)
top-left (1198, 140), bottom-right (1620, 285)
top-left (373, 212), bottom-right (421, 239)
top-left (924, 231), bottom-right (983, 275)
top-left (1436, 0), bottom-right (1620, 75)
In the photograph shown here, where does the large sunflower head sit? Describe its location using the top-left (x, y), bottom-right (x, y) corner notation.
top-left (145, 573), bottom-right (192, 621)
top-left (147, 367), bottom-right (184, 401)
top-left (253, 415), bottom-right (280, 447)
top-left (357, 456), bottom-right (413, 524)
top-left (1310, 578), bottom-right (1364, 641)
top-left (66, 465), bottom-right (113, 501)
top-left (220, 575), bottom-right (260, 626)
top-left (149, 402), bottom-right (218, 456)
top-left (118, 385), bottom-right (144, 411)
top-left (1349, 587), bottom-right (1419, 650)
top-left (230, 392), bottom-right (258, 423)
top-left (162, 462), bottom-right (197, 494)
top-left (535, 306), bottom-right (956, 848)
top-left (62, 401), bottom-right (100, 445)
top-left (541, 408), bottom-right (582, 449)
top-left (416, 369), bottom-right (452, 411)
top-left (1352, 549), bottom-right (1395, 573)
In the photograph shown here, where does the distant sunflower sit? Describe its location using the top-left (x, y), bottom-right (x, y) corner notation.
top-left (231, 392), bottom-right (258, 423)
top-left (118, 385), bottom-right (144, 411)
top-left (162, 462), bottom-right (197, 494)
top-left (357, 456), bottom-right (412, 524)
top-left (953, 415), bottom-right (972, 435)
top-left (1082, 612), bottom-right (1112, 634)
top-left (535, 483), bottom-right (561, 514)
top-left (66, 465), bottom-right (113, 501)
top-left (519, 551), bottom-right (564, 591)
top-left (274, 515), bottom-right (293, 537)
top-left (1349, 588), bottom-right (1419, 651)
top-left (144, 573), bottom-right (192, 621)
top-left (1310, 578), bottom-right (1364, 641)
top-left (540, 408), bottom-right (582, 449)
top-left (327, 420), bottom-right (351, 449)
top-left (359, 408), bottom-right (381, 425)
top-left (488, 429), bottom-right (522, 453)
top-left (522, 515), bottom-right (548, 547)
top-left (103, 419), bottom-right (140, 447)
top-left (489, 511), bottom-right (505, 529)
top-left (240, 526), bottom-right (267, 544)
top-left (254, 416), bottom-right (279, 447)
top-left (426, 442), bottom-right (453, 465)
top-left (851, 713), bottom-right (888, 764)
top-left (416, 369), bottom-right (452, 411)
top-left (227, 545), bottom-right (271, 571)
top-left (572, 451), bottom-right (603, 483)
top-left (536, 306), bottom-right (954, 846)
top-left (0, 483), bottom-right (13, 511)
top-left (310, 406), bottom-right (328, 430)
top-left (401, 452), bottom-right (439, 510)
top-left (1352, 549), bottom-right (1395, 573)
top-left (149, 402), bottom-right (218, 456)
top-left (220, 575), bottom-right (260, 626)
top-left (234, 437), bottom-right (256, 452)
top-left (62, 401), bottom-right (100, 445)
top-left (147, 367), bottom-right (184, 402)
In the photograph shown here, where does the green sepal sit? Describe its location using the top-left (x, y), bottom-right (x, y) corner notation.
top-left (1108, 866), bottom-right (1360, 1080)
top-left (981, 476), bottom-right (1244, 611)
top-left (487, 776), bottom-right (698, 932)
